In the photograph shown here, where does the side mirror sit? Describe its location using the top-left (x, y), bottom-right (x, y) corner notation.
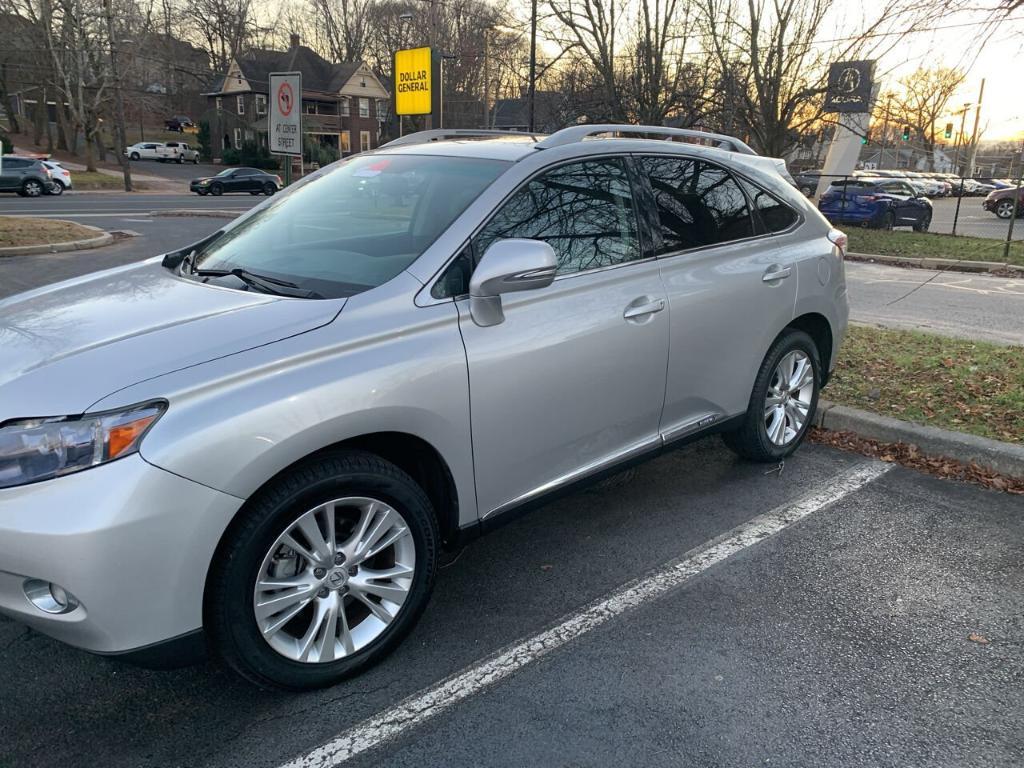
top-left (469, 239), bottom-right (557, 327)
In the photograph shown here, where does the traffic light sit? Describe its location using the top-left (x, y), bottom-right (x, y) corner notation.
top-left (861, 130), bottom-right (870, 145)
top-left (944, 123), bottom-right (954, 139)
top-left (901, 125), bottom-right (910, 141)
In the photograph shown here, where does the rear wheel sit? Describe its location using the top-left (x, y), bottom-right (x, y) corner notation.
top-left (206, 451), bottom-right (439, 690)
top-left (264, 183), bottom-right (276, 195)
top-left (722, 329), bottom-right (820, 462)
top-left (130, 151), bottom-right (140, 161)
top-left (177, 156), bottom-right (185, 164)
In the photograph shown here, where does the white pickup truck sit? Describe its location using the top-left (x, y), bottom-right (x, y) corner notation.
top-left (156, 141), bottom-right (200, 164)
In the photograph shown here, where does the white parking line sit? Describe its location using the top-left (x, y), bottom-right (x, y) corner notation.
top-left (280, 460), bottom-right (893, 768)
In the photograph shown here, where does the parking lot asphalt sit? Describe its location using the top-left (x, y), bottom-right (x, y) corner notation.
top-left (1, 440), bottom-right (1020, 768)
top-left (928, 197), bottom-right (1023, 241)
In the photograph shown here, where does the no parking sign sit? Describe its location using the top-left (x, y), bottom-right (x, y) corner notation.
top-left (269, 72), bottom-right (302, 156)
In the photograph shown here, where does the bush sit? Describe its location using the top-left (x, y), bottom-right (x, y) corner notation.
top-left (197, 121), bottom-right (212, 162)
top-left (237, 140), bottom-right (280, 170)
top-left (303, 136), bottom-right (339, 168)
top-left (221, 147), bottom-right (241, 165)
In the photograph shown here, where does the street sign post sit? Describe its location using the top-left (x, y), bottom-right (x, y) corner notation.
top-left (269, 71), bottom-right (301, 185)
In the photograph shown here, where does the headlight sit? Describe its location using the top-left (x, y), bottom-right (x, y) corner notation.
top-left (0, 402), bottom-right (165, 489)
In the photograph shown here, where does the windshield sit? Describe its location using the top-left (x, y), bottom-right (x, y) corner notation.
top-left (189, 154), bottom-right (509, 299)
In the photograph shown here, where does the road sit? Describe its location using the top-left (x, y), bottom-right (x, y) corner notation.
top-left (0, 441), bottom-right (1020, 768)
top-left (928, 197), bottom-right (1023, 241)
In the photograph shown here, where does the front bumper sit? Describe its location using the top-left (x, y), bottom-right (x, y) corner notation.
top-left (0, 454), bottom-right (242, 654)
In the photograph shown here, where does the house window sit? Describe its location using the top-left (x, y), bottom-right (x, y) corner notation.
top-left (255, 94), bottom-right (266, 115)
top-left (236, 95), bottom-right (245, 115)
top-left (215, 96), bottom-right (223, 111)
top-left (360, 130), bottom-right (370, 152)
top-left (339, 98), bottom-right (349, 117)
top-left (234, 127), bottom-right (242, 148)
top-left (359, 98), bottom-right (369, 118)
top-left (340, 131), bottom-right (351, 154)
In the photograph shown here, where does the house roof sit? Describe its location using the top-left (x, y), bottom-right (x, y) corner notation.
top-left (206, 46), bottom-right (370, 97)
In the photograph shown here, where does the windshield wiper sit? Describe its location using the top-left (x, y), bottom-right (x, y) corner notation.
top-left (192, 267), bottom-right (323, 299)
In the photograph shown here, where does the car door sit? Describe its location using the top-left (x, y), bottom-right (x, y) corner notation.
top-left (0, 158), bottom-right (22, 190)
top-left (636, 155), bottom-right (801, 438)
top-left (455, 156), bottom-right (671, 517)
top-left (230, 170), bottom-right (251, 192)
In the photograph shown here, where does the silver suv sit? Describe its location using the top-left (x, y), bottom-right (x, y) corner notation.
top-left (0, 126), bottom-right (848, 689)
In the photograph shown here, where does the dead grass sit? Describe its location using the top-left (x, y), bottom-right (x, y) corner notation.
top-left (0, 216), bottom-right (99, 249)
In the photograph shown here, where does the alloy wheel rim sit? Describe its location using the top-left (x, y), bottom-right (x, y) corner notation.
top-left (997, 201), bottom-right (1013, 217)
top-left (253, 496), bottom-right (415, 664)
top-left (763, 350), bottom-right (814, 447)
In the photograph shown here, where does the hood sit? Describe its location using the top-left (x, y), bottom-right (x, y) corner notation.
top-left (0, 259), bottom-right (344, 418)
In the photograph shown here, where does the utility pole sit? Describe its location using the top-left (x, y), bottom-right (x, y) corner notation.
top-left (951, 103), bottom-right (970, 177)
top-left (103, 0), bottom-right (132, 191)
top-left (527, 0), bottom-right (537, 132)
top-left (878, 94), bottom-right (892, 170)
top-left (482, 28), bottom-right (491, 129)
top-left (966, 78), bottom-right (985, 178)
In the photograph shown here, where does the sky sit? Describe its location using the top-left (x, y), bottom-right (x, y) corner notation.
top-left (873, 8), bottom-right (1024, 143)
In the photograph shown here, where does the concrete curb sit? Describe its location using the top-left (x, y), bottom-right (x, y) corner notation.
top-left (150, 209), bottom-right (242, 219)
top-left (813, 399), bottom-right (1024, 480)
top-left (848, 251), bottom-right (1024, 276)
top-left (0, 221), bottom-right (113, 257)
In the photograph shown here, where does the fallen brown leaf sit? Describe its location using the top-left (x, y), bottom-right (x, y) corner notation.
top-left (968, 632), bottom-right (990, 644)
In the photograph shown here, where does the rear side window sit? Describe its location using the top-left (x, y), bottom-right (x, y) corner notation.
top-left (3, 159), bottom-right (27, 170)
top-left (738, 178), bottom-right (798, 233)
top-left (639, 157), bottom-right (754, 253)
top-left (473, 158), bottom-right (641, 276)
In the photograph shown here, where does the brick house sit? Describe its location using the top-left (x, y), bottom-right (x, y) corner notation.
top-left (202, 35), bottom-right (389, 162)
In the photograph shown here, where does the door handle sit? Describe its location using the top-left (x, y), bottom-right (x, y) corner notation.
top-left (762, 265), bottom-right (792, 282)
top-left (623, 297), bottom-right (666, 320)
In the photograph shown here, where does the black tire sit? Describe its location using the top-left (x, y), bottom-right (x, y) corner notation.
top-left (210, 183), bottom-right (223, 196)
top-left (913, 212), bottom-right (931, 232)
top-left (45, 181), bottom-right (63, 196)
top-left (721, 329), bottom-right (821, 463)
top-left (22, 179), bottom-right (44, 197)
top-left (206, 451), bottom-right (439, 691)
top-left (995, 200), bottom-right (1016, 219)
top-left (194, 157), bottom-right (200, 164)
top-left (264, 183), bottom-right (276, 196)
top-left (130, 152), bottom-right (140, 160)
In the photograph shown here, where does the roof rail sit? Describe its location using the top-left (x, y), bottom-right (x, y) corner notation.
top-left (535, 124), bottom-right (758, 155)
top-left (381, 129), bottom-right (544, 148)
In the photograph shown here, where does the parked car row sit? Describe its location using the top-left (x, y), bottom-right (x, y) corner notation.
top-left (0, 155), bottom-right (72, 196)
top-left (792, 168), bottom-right (1002, 200)
top-left (123, 141), bottom-right (200, 163)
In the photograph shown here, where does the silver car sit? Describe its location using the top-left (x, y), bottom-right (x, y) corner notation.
top-left (0, 125), bottom-right (849, 690)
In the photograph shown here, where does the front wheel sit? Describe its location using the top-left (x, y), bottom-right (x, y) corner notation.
top-left (913, 212), bottom-right (931, 232)
top-left (877, 210), bottom-right (896, 230)
top-left (130, 152), bottom-right (140, 161)
top-left (722, 329), bottom-right (820, 462)
top-left (206, 451), bottom-right (439, 690)
top-left (46, 181), bottom-right (64, 196)
top-left (995, 200), bottom-right (1016, 219)
top-left (210, 183), bottom-right (223, 196)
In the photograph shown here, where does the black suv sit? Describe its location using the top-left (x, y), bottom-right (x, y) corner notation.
top-left (0, 156), bottom-right (54, 197)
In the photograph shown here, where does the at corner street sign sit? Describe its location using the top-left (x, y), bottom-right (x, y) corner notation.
top-left (394, 47), bottom-right (433, 116)
top-left (269, 72), bottom-right (301, 156)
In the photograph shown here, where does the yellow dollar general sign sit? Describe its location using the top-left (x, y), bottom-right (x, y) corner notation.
top-left (394, 47), bottom-right (433, 115)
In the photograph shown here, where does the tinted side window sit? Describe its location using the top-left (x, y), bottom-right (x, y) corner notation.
top-left (738, 178), bottom-right (798, 233)
top-left (640, 157), bottom-right (754, 252)
top-left (3, 159), bottom-right (27, 170)
top-left (473, 158), bottom-right (640, 276)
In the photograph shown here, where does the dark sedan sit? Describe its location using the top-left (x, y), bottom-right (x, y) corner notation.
top-left (982, 185), bottom-right (1024, 219)
top-left (190, 167), bottom-right (282, 196)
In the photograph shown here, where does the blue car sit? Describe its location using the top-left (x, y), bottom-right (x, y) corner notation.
top-left (818, 177), bottom-right (933, 231)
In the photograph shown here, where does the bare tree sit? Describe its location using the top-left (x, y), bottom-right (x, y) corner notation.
top-left (891, 67), bottom-right (967, 170)
top-left (182, 0), bottom-right (255, 74)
